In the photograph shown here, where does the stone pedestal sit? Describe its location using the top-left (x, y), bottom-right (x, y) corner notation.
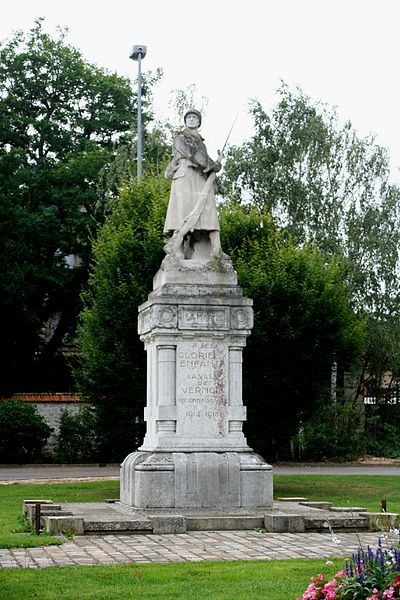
top-left (120, 255), bottom-right (273, 509)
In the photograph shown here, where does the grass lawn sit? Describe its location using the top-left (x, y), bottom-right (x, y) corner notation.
top-left (0, 480), bottom-right (119, 548)
top-left (1, 474), bottom-right (399, 549)
top-left (0, 557), bottom-right (340, 599)
top-left (274, 474), bottom-right (400, 514)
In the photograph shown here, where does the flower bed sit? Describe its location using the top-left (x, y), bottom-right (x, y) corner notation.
top-left (297, 536), bottom-right (400, 599)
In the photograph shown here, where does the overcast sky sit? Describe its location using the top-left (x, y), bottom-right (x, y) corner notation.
top-left (1, 0), bottom-right (399, 179)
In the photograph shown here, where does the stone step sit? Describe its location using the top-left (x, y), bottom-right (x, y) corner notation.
top-left (185, 515), bottom-right (265, 531)
top-left (36, 500), bottom-right (398, 536)
top-left (304, 515), bottom-right (369, 532)
top-left (84, 520), bottom-right (152, 535)
top-left (24, 501), bottom-right (73, 527)
top-left (328, 506), bottom-right (368, 513)
top-left (300, 501), bottom-right (333, 510)
top-left (41, 511), bottom-right (73, 517)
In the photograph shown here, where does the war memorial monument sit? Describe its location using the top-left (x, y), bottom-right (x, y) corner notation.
top-left (120, 109), bottom-right (273, 511)
top-left (25, 111), bottom-right (381, 536)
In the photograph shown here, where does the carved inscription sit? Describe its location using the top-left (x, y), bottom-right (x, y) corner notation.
top-left (176, 341), bottom-right (228, 438)
top-left (179, 307), bottom-right (228, 330)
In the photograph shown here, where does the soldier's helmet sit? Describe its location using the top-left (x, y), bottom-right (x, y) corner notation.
top-left (184, 109), bottom-right (202, 126)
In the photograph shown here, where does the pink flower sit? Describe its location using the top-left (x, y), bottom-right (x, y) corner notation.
top-left (323, 587), bottom-right (337, 600)
top-left (296, 581), bottom-right (317, 600)
top-left (335, 570), bottom-right (346, 579)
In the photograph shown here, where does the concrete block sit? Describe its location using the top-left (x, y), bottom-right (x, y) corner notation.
top-left (25, 504), bottom-right (38, 523)
top-left (328, 506), bottom-right (367, 513)
top-left (150, 515), bottom-right (186, 534)
top-left (43, 516), bottom-right (84, 535)
top-left (241, 467), bottom-right (273, 508)
top-left (300, 501), bottom-right (332, 510)
top-left (305, 516), bottom-right (368, 530)
top-left (25, 502), bottom-right (62, 524)
top-left (264, 513), bottom-right (305, 533)
top-left (134, 470), bottom-right (175, 508)
top-left (23, 500), bottom-right (53, 516)
top-left (41, 511), bottom-right (73, 518)
top-left (84, 520), bottom-right (152, 534)
top-left (367, 512), bottom-right (400, 530)
top-left (278, 497), bottom-right (308, 502)
top-left (186, 516), bottom-right (264, 531)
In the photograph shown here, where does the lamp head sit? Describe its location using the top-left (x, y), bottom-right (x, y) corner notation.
top-left (129, 45), bottom-right (147, 60)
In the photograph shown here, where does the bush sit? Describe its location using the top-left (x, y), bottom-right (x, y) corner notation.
top-left (55, 404), bottom-right (143, 463)
top-left (365, 404), bottom-right (400, 458)
top-left (0, 400), bottom-right (52, 463)
top-left (93, 404), bottom-right (144, 463)
top-left (296, 399), bottom-right (365, 461)
top-left (55, 406), bottom-right (98, 463)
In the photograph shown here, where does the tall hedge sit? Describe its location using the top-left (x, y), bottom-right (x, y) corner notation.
top-left (0, 400), bottom-right (51, 463)
top-left (74, 174), bottom-right (169, 460)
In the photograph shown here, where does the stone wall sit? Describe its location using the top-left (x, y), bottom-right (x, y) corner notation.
top-left (5, 394), bottom-right (83, 453)
top-left (35, 402), bottom-right (83, 450)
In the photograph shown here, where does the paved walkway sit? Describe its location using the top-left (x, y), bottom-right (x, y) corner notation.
top-left (0, 531), bottom-right (385, 569)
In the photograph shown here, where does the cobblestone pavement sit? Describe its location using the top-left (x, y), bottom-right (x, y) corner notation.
top-left (0, 531), bottom-right (385, 569)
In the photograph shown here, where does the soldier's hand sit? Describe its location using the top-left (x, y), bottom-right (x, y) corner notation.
top-left (212, 161), bottom-right (222, 172)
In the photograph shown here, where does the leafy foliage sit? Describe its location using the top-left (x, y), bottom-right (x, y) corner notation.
top-left (0, 400), bottom-right (51, 462)
top-left (0, 20), bottom-right (140, 394)
top-left (224, 85), bottom-right (400, 290)
top-left (220, 203), bottom-right (364, 460)
top-left (298, 399), bottom-right (365, 461)
top-left (55, 406), bottom-right (98, 463)
top-left (74, 173), bottom-right (169, 459)
top-left (364, 403), bottom-right (400, 459)
top-left (223, 82), bottom-right (400, 402)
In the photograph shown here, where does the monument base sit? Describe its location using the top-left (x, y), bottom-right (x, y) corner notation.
top-left (121, 253), bottom-right (273, 511)
top-left (120, 451), bottom-right (272, 509)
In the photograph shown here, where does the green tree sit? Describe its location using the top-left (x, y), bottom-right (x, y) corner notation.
top-left (0, 400), bottom-right (51, 463)
top-left (223, 83), bottom-right (400, 392)
top-left (74, 173), bottom-right (169, 460)
top-left (220, 203), bottom-right (364, 460)
top-left (0, 20), bottom-right (166, 394)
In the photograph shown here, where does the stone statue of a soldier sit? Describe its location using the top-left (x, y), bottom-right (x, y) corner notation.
top-left (164, 109), bottom-right (222, 260)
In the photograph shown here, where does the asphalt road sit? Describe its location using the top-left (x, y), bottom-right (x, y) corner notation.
top-left (2, 462), bottom-right (400, 481)
top-left (0, 464), bottom-right (120, 482)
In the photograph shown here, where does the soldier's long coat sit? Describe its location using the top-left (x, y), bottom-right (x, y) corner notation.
top-left (164, 128), bottom-right (220, 233)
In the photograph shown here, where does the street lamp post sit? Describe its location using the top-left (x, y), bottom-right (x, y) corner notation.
top-left (129, 44), bottom-right (147, 181)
